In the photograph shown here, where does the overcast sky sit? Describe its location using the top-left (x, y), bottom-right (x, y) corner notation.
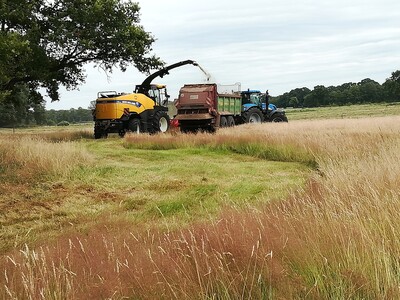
top-left (47, 0), bottom-right (400, 110)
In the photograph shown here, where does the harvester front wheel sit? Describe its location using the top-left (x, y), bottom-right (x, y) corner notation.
top-left (152, 111), bottom-right (170, 133)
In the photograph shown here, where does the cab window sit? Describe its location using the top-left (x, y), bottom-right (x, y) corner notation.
top-left (249, 94), bottom-right (261, 106)
top-left (148, 88), bottom-right (161, 105)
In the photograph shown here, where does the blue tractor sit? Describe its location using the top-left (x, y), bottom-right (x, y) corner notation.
top-left (241, 89), bottom-right (288, 123)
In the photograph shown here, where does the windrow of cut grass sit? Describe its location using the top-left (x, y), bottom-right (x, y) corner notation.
top-left (33, 129), bottom-right (94, 142)
top-left (124, 124), bottom-right (317, 167)
top-left (3, 116), bottom-right (400, 299)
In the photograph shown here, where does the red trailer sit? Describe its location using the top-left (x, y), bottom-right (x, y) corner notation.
top-left (174, 84), bottom-right (242, 133)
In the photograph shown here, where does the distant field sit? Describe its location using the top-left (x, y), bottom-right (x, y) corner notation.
top-left (2, 112), bottom-right (400, 298)
top-left (285, 102), bottom-right (400, 120)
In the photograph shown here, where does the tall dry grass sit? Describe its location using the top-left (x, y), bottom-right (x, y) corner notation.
top-left (3, 116), bottom-right (400, 299)
top-left (0, 134), bottom-right (92, 181)
top-left (0, 134), bottom-right (93, 255)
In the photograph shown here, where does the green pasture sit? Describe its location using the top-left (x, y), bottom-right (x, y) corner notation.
top-left (285, 102), bottom-right (400, 120)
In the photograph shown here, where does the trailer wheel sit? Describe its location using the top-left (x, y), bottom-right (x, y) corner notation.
top-left (128, 118), bottom-right (141, 134)
top-left (220, 116), bottom-right (228, 127)
top-left (243, 107), bottom-right (263, 123)
top-left (152, 111), bottom-right (170, 133)
top-left (227, 116), bottom-right (235, 127)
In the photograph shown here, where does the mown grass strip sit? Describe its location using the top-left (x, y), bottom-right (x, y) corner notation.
top-left (123, 133), bottom-right (318, 168)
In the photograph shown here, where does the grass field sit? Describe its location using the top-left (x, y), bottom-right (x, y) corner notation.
top-left (285, 102), bottom-right (400, 120)
top-left (1, 103), bottom-right (400, 299)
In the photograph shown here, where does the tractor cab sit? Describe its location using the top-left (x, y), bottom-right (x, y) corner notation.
top-left (241, 90), bottom-right (261, 105)
top-left (241, 89), bottom-right (266, 111)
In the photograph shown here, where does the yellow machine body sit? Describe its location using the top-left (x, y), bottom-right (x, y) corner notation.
top-left (95, 93), bottom-right (155, 120)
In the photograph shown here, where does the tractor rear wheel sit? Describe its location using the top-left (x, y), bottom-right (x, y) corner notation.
top-left (152, 111), bottom-right (170, 133)
top-left (242, 107), bottom-right (263, 123)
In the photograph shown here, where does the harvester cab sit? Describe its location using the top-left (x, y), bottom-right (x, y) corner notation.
top-left (144, 84), bottom-right (170, 106)
top-left (93, 60), bottom-right (199, 139)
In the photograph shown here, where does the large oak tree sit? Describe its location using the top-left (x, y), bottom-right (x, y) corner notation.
top-left (0, 0), bottom-right (163, 103)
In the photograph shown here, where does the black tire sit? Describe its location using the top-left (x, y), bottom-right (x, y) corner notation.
top-left (118, 130), bottom-right (126, 138)
top-left (242, 107), bottom-right (263, 123)
top-left (128, 118), bottom-right (141, 134)
top-left (220, 116), bottom-right (228, 127)
top-left (271, 113), bottom-right (288, 123)
top-left (94, 125), bottom-right (104, 139)
top-left (227, 116), bottom-right (235, 127)
top-left (202, 126), bottom-right (216, 134)
top-left (94, 129), bottom-right (102, 139)
top-left (180, 127), bottom-right (198, 134)
top-left (152, 110), bottom-right (170, 133)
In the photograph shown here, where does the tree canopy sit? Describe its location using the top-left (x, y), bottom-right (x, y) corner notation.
top-left (0, 0), bottom-right (162, 102)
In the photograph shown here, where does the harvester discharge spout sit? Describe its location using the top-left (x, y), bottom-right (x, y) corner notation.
top-left (195, 64), bottom-right (211, 82)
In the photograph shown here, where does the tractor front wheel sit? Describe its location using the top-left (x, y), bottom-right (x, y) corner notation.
top-left (271, 113), bottom-right (288, 122)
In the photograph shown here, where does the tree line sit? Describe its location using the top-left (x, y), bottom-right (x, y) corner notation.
top-left (1, 69), bottom-right (400, 127)
top-left (0, 83), bottom-right (93, 127)
top-left (272, 70), bottom-right (400, 108)
top-left (0, 103), bottom-right (93, 127)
